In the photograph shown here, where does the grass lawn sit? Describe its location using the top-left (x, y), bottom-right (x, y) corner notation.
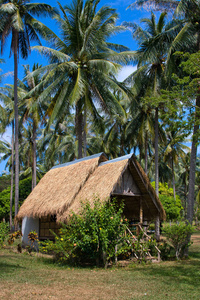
top-left (1, 233), bottom-right (200, 300)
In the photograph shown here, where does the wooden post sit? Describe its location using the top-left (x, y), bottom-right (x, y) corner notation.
top-left (140, 198), bottom-right (143, 224)
top-left (155, 215), bottom-right (160, 241)
top-left (137, 198), bottom-right (143, 236)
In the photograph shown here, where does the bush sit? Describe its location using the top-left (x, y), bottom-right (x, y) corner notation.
top-left (151, 182), bottom-right (183, 220)
top-left (158, 240), bottom-right (174, 260)
top-left (0, 177), bottom-right (35, 221)
top-left (0, 221), bottom-right (9, 248)
top-left (40, 199), bottom-right (130, 267)
top-left (163, 222), bottom-right (195, 259)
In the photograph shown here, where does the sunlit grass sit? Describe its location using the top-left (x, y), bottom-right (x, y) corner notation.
top-left (0, 233), bottom-right (200, 299)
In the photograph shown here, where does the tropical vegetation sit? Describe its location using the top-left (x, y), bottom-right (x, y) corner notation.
top-left (0, 0), bottom-right (200, 251)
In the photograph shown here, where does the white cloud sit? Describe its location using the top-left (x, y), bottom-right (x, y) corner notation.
top-left (117, 65), bottom-right (137, 82)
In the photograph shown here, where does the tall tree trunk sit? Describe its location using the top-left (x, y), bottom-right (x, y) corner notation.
top-left (172, 159), bottom-right (176, 200)
top-left (187, 95), bottom-right (200, 224)
top-left (120, 125), bottom-right (125, 156)
top-left (13, 29), bottom-right (19, 229)
top-left (145, 132), bottom-right (148, 174)
top-left (76, 102), bottom-right (83, 159)
top-left (155, 107), bottom-right (159, 196)
top-left (10, 120), bottom-right (14, 230)
top-left (154, 107), bottom-right (160, 240)
top-left (83, 104), bottom-right (87, 158)
top-left (184, 95), bottom-right (200, 257)
top-left (32, 121), bottom-right (37, 190)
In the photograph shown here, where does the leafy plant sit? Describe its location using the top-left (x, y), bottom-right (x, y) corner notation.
top-left (40, 198), bottom-right (129, 267)
top-left (158, 240), bottom-right (174, 260)
top-left (0, 177), bottom-right (36, 221)
top-left (27, 230), bottom-right (39, 253)
top-left (0, 221), bottom-right (9, 248)
top-left (163, 222), bottom-right (195, 259)
top-left (151, 182), bottom-right (183, 220)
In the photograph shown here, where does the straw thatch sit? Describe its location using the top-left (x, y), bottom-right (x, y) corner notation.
top-left (17, 153), bottom-right (107, 221)
top-left (63, 159), bottom-right (129, 220)
top-left (62, 155), bottom-right (165, 221)
top-left (17, 153), bottom-right (165, 224)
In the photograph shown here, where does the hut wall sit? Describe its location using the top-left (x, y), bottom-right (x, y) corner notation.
top-left (113, 168), bottom-right (141, 195)
top-left (22, 217), bottom-right (39, 249)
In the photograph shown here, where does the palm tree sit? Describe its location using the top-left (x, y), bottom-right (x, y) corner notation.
top-left (18, 63), bottom-right (47, 189)
top-left (0, 85), bottom-right (14, 228)
top-left (129, 0), bottom-right (200, 230)
top-left (163, 128), bottom-right (190, 199)
top-left (123, 12), bottom-right (176, 195)
top-left (29, 0), bottom-right (134, 159)
top-left (0, 0), bottom-right (56, 220)
top-left (37, 116), bottom-right (76, 170)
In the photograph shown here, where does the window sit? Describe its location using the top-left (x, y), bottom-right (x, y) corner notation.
top-left (39, 215), bottom-right (60, 239)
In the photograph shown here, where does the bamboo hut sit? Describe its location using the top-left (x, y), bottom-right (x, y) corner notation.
top-left (17, 153), bottom-right (165, 245)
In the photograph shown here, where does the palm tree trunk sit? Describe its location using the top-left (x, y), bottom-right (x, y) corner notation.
top-left (154, 107), bottom-right (160, 240)
top-left (155, 107), bottom-right (159, 196)
top-left (184, 95), bottom-right (200, 257)
top-left (187, 95), bottom-right (200, 224)
top-left (120, 125), bottom-right (125, 156)
top-left (76, 102), bottom-right (83, 159)
top-left (10, 120), bottom-right (14, 230)
top-left (145, 132), bottom-right (148, 174)
top-left (32, 121), bottom-right (37, 190)
top-left (13, 29), bottom-right (19, 229)
top-left (172, 159), bottom-right (176, 200)
top-left (83, 104), bottom-right (87, 158)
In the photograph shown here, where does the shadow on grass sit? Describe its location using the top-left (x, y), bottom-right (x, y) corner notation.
top-left (140, 259), bottom-right (200, 287)
top-left (189, 251), bottom-right (200, 259)
top-left (0, 261), bottom-right (25, 275)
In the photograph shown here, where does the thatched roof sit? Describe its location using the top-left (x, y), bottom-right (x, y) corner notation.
top-left (17, 153), bottom-right (165, 222)
top-left (17, 153), bottom-right (107, 221)
top-left (63, 154), bottom-right (165, 221)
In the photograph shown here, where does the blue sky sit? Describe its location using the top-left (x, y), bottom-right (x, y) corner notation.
top-left (0, 0), bottom-right (150, 83)
top-left (0, 0), bottom-right (169, 173)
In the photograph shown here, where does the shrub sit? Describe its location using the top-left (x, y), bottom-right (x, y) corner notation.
top-left (0, 177), bottom-right (37, 221)
top-left (26, 230), bottom-right (39, 253)
top-left (163, 222), bottom-right (195, 259)
top-left (158, 240), bottom-right (174, 260)
top-left (151, 182), bottom-right (183, 220)
top-left (0, 221), bottom-right (9, 248)
top-left (40, 199), bottom-right (130, 267)
top-left (7, 230), bottom-right (22, 245)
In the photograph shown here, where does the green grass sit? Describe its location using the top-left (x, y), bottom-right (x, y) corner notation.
top-left (0, 234), bottom-right (200, 299)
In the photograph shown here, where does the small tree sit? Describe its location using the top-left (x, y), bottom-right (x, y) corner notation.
top-left (163, 222), bottom-right (194, 259)
top-left (41, 199), bottom-right (129, 267)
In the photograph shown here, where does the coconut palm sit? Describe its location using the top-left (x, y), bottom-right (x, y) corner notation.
top-left (129, 0), bottom-right (200, 229)
top-left (0, 85), bottom-right (14, 228)
top-left (123, 12), bottom-right (177, 196)
top-left (18, 63), bottom-right (48, 189)
top-left (163, 128), bottom-right (190, 199)
top-left (28, 0), bottom-right (134, 159)
top-left (0, 0), bottom-right (56, 221)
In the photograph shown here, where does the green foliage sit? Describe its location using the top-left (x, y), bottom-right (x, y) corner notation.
top-left (40, 199), bottom-right (129, 266)
top-left (152, 182), bottom-right (183, 220)
top-left (0, 177), bottom-right (34, 221)
top-left (158, 240), bottom-right (174, 260)
top-left (0, 221), bottom-right (9, 248)
top-left (132, 234), bottom-right (157, 262)
top-left (163, 222), bottom-right (195, 259)
top-left (7, 230), bottom-right (22, 245)
top-left (26, 230), bottom-right (39, 253)
top-left (0, 175), bottom-right (11, 192)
